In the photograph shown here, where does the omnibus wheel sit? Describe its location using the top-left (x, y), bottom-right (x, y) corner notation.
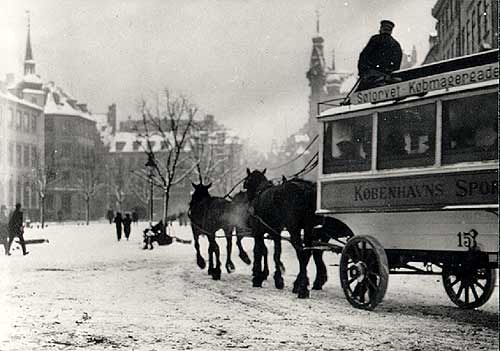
top-left (442, 265), bottom-right (496, 309)
top-left (340, 235), bottom-right (389, 310)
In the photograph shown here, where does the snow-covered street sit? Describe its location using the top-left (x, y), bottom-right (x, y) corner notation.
top-left (0, 222), bottom-right (498, 351)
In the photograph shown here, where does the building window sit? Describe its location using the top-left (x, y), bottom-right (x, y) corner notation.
top-left (31, 184), bottom-right (37, 208)
top-left (8, 143), bottom-right (13, 165)
top-left (23, 182), bottom-right (30, 209)
top-left (466, 20), bottom-right (471, 54)
top-left (483, 0), bottom-right (490, 38)
top-left (478, 2), bottom-right (482, 46)
top-left (16, 111), bottom-right (22, 130)
top-left (133, 141), bottom-right (141, 151)
top-left (31, 114), bottom-right (37, 133)
top-left (471, 12), bottom-right (476, 52)
top-left (24, 146), bottom-right (30, 167)
top-left (16, 144), bottom-right (22, 167)
top-left (8, 109), bottom-right (13, 128)
top-left (115, 142), bottom-right (126, 151)
top-left (377, 104), bottom-right (436, 170)
top-left (32, 146), bottom-right (38, 168)
top-left (46, 118), bottom-right (54, 131)
top-left (23, 112), bottom-right (29, 132)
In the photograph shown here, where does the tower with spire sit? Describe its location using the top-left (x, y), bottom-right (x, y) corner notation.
top-left (306, 11), bottom-right (327, 126)
top-left (18, 11), bottom-right (45, 107)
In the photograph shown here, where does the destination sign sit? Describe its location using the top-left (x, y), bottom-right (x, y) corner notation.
top-left (320, 170), bottom-right (498, 212)
top-left (352, 63), bottom-right (499, 105)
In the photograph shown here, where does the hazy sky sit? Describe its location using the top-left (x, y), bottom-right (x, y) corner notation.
top-left (0, 0), bottom-right (436, 151)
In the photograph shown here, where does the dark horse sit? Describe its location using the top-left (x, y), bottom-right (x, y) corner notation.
top-left (244, 168), bottom-right (353, 298)
top-left (189, 182), bottom-right (251, 280)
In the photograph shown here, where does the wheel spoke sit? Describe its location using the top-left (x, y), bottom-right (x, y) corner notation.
top-left (366, 276), bottom-right (378, 290)
top-left (464, 284), bottom-right (470, 304)
top-left (474, 281), bottom-right (485, 291)
top-left (470, 284), bottom-right (479, 301)
top-left (449, 277), bottom-right (460, 288)
top-left (456, 282), bottom-right (464, 299)
top-left (348, 276), bottom-right (358, 285)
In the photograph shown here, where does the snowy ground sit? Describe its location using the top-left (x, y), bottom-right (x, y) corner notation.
top-left (0, 222), bottom-right (498, 351)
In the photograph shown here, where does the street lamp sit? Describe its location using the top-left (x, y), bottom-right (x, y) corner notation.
top-left (145, 154), bottom-right (155, 223)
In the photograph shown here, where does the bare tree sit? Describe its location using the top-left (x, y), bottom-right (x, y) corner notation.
top-left (76, 167), bottom-right (104, 225)
top-left (105, 158), bottom-right (131, 213)
top-left (137, 89), bottom-right (199, 225)
top-left (31, 165), bottom-right (59, 229)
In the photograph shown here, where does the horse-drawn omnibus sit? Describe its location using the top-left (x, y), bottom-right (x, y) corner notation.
top-left (316, 49), bottom-right (498, 310)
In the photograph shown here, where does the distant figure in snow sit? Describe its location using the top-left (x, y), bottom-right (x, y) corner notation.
top-left (114, 212), bottom-right (123, 241)
top-left (131, 210), bottom-right (139, 226)
top-left (357, 20), bottom-right (403, 91)
top-left (123, 213), bottom-right (132, 240)
top-left (0, 205), bottom-right (9, 255)
top-left (7, 203), bottom-right (28, 256)
top-left (106, 208), bottom-right (114, 224)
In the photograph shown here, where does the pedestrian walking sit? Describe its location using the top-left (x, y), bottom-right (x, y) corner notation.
top-left (132, 210), bottom-right (139, 226)
top-left (114, 212), bottom-right (123, 241)
top-left (123, 213), bottom-right (132, 240)
top-left (7, 203), bottom-right (28, 256)
top-left (357, 20), bottom-right (402, 91)
top-left (0, 206), bottom-right (9, 255)
top-left (106, 208), bottom-right (114, 224)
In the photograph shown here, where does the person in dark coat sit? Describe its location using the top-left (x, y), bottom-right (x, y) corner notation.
top-left (131, 210), bottom-right (139, 226)
top-left (106, 208), bottom-right (114, 224)
top-left (7, 203), bottom-right (28, 256)
top-left (1, 206), bottom-right (9, 255)
top-left (123, 213), bottom-right (132, 240)
top-left (357, 20), bottom-right (403, 91)
top-left (114, 212), bottom-right (123, 241)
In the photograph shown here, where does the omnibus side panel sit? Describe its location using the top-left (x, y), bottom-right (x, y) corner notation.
top-left (320, 170), bottom-right (497, 212)
top-left (329, 210), bottom-right (498, 254)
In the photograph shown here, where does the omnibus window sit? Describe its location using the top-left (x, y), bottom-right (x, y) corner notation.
top-left (323, 115), bottom-right (372, 174)
top-left (442, 93), bottom-right (497, 164)
top-left (378, 104), bottom-right (436, 169)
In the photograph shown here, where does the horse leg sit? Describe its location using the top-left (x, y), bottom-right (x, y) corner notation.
top-left (236, 229), bottom-right (251, 265)
top-left (225, 227), bottom-right (235, 273)
top-left (252, 234), bottom-right (264, 287)
top-left (207, 234), bottom-right (215, 276)
top-left (273, 237), bottom-right (284, 290)
top-left (312, 250), bottom-right (328, 290)
top-left (290, 227), bottom-right (310, 299)
top-left (208, 235), bottom-right (221, 280)
top-left (192, 229), bottom-right (206, 269)
top-left (262, 239), bottom-right (269, 280)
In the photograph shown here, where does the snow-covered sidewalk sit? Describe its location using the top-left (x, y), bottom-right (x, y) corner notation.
top-left (0, 222), bottom-right (497, 350)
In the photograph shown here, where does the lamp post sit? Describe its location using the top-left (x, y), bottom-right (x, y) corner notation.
top-left (145, 154), bottom-right (155, 223)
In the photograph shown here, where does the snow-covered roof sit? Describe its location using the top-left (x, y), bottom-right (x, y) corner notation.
top-left (0, 90), bottom-right (44, 111)
top-left (43, 82), bottom-right (95, 122)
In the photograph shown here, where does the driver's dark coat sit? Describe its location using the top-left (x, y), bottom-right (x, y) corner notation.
top-left (358, 33), bottom-right (402, 75)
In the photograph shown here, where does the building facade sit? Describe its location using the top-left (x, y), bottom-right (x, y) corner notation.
top-left (0, 20), bottom-right (46, 220)
top-left (43, 82), bottom-right (100, 220)
top-left (423, 0), bottom-right (498, 63)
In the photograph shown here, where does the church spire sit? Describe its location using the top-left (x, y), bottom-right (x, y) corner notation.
top-left (24, 11), bottom-right (35, 75)
top-left (316, 10), bottom-right (320, 35)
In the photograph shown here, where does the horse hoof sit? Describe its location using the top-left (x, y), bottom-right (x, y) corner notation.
top-left (275, 279), bottom-right (284, 290)
top-left (262, 269), bottom-right (269, 280)
top-left (227, 261), bottom-right (235, 272)
top-left (197, 256), bottom-right (206, 269)
top-left (297, 289), bottom-right (310, 299)
top-left (312, 283), bottom-right (323, 290)
top-left (252, 277), bottom-right (263, 288)
top-left (239, 252), bottom-right (251, 265)
top-left (212, 268), bottom-right (221, 280)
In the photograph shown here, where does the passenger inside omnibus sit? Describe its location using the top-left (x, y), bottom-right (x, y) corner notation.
top-left (442, 92), bottom-right (497, 164)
